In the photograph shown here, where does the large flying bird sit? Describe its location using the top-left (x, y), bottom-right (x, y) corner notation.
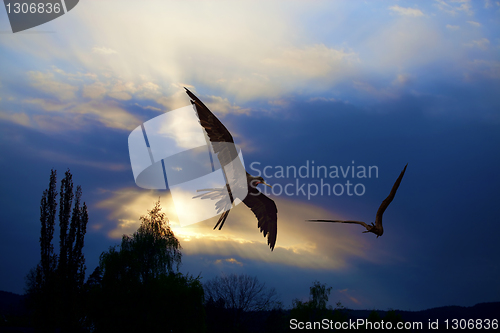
top-left (186, 88), bottom-right (278, 250)
top-left (308, 164), bottom-right (407, 237)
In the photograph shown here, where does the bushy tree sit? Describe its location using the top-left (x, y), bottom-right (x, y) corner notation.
top-left (119, 200), bottom-right (182, 282)
top-left (89, 200), bottom-right (205, 332)
top-left (25, 169), bottom-right (89, 332)
top-left (290, 281), bottom-right (347, 327)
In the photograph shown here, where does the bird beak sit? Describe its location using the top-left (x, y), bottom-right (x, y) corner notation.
top-left (262, 181), bottom-right (273, 188)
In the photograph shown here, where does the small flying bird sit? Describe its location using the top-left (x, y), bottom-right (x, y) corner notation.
top-left (185, 88), bottom-right (278, 250)
top-left (308, 164), bottom-right (407, 237)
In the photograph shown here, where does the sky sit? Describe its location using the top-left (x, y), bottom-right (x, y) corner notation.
top-left (0, 0), bottom-right (499, 312)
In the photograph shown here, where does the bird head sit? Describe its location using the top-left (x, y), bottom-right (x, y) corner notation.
top-left (251, 176), bottom-right (272, 188)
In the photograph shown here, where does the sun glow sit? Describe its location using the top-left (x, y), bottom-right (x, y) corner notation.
top-left (95, 187), bottom-right (393, 271)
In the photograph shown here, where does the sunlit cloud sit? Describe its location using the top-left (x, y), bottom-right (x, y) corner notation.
top-left (95, 188), bottom-right (173, 238)
top-left (134, 103), bottom-right (162, 112)
top-left (261, 45), bottom-right (358, 79)
top-left (31, 98), bottom-right (142, 131)
top-left (202, 95), bottom-right (251, 116)
top-left (83, 81), bottom-right (108, 99)
top-left (92, 46), bottom-right (118, 55)
top-left (3, 1), bottom-right (360, 103)
top-left (388, 5), bottom-right (424, 17)
top-left (215, 258), bottom-right (243, 266)
top-left (95, 187), bottom-right (400, 271)
top-left (152, 88), bottom-right (191, 112)
top-left (28, 71), bottom-right (78, 101)
top-left (24, 98), bottom-right (72, 112)
top-left (8, 67), bottom-right (144, 131)
top-left (1, 0), bottom-right (488, 117)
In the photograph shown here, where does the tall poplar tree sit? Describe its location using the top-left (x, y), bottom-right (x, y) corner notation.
top-left (26, 169), bottom-right (89, 332)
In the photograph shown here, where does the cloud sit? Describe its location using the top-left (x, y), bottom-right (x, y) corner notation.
top-left (467, 21), bottom-right (481, 27)
top-left (308, 97), bottom-right (337, 103)
top-left (338, 288), bottom-right (361, 305)
top-left (107, 81), bottom-right (137, 100)
top-left (434, 0), bottom-right (474, 16)
top-left (82, 74), bottom-right (165, 103)
top-left (388, 5), bottom-right (424, 17)
top-left (1, 0), bottom-right (492, 124)
top-left (351, 73), bottom-right (412, 101)
top-left (24, 96), bottom-right (142, 131)
top-left (261, 45), bottom-right (357, 79)
top-left (352, 75), bottom-right (410, 101)
top-left (153, 88), bottom-right (190, 112)
top-left (16, 1), bottom-right (359, 102)
top-left (0, 112), bottom-right (31, 127)
top-left (95, 188), bottom-right (397, 271)
top-left (36, 150), bottom-right (128, 171)
top-left (393, 74), bottom-right (412, 86)
top-left (363, 18), bottom-right (444, 70)
top-left (465, 38), bottom-right (490, 50)
top-left (83, 81), bottom-right (108, 99)
top-left (92, 46), bottom-right (118, 55)
top-left (69, 100), bottom-right (142, 130)
top-left (28, 71), bottom-right (78, 101)
top-left (24, 98), bottom-right (71, 112)
top-left (134, 103), bottom-right (162, 112)
top-left (467, 59), bottom-right (500, 79)
top-left (200, 94), bottom-right (250, 116)
top-left (215, 258), bottom-right (243, 266)
top-left (16, 67), bottom-right (148, 131)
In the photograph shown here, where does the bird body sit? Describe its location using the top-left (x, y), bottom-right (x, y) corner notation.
top-left (185, 88), bottom-right (278, 250)
top-left (309, 164), bottom-right (407, 237)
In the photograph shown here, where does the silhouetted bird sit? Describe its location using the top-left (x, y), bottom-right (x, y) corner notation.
top-left (308, 164), bottom-right (407, 237)
top-left (186, 88), bottom-right (278, 250)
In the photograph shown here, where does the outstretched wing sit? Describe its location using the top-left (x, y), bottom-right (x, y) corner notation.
top-left (308, 219), bottom-right (370, 230)
top-left (375, 163), bottom-right (407, 228)
top-left (243, 190), bottom-right (278, 250)
top-left (185, 88), bottom-right (239, 167)
top-left (193, 186), bottom-right (232, 215)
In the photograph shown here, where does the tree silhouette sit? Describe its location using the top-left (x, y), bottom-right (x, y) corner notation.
top-left (203, 273), bottom-right (280, 332)
top-left (204, 274), bottom-right (279, 313)
top-left (309, 280), bottom-right (332, 310)
top-left (290, 281), bottom-right (347, 327)
top-left (25, 169), bottom-right (89, 332)
top-left (122, 200), bottom-right (182, 282)
top-left (89, 200), bottom-right (205, 332)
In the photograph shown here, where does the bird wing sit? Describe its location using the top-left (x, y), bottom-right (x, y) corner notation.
top-left (308, 219), bottom-right (370, 229)
top-left (214, 210), bottom-right (230, 230)
top-left (185, 88), bottom-right (239, 167)
top-left (243, 190), bottom-right (278, 250)
top-left (374, 163), bottom-right (407, 228)
top-left (193, 186), bottom-right (232, 215)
